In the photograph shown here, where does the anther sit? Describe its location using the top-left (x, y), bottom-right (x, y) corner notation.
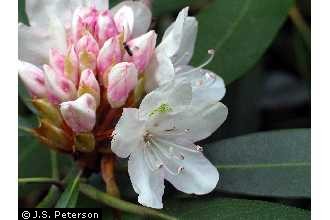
top-left (195, 145), bottom-right (203, 152)
top-left (177, 166), bottom-right (184, 174)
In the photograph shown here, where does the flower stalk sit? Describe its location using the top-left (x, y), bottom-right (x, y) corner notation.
top-left (79, 183), bottom-right (177, 220)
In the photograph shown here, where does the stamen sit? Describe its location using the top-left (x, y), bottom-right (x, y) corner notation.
top-left (156, 138), bottom-right (200, 153)
top-left (176, 154), bottom-right (185, 160)
top-left (150, 139), bottom-right (172, 159)
top-left (144, 147), bottom-right (162, 171)
top-left (179, 49), bottom-right (215, 76)
top-left (149, 146), bottom-right (178, 175)
top-left (159, 126), bottom-right (191, 137)
top-left (177, 166), bottom-right (184, 174)
top-left (195, 145), bottom-right (203, 152)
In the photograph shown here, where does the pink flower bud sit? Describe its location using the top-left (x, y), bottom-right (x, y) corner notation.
top-left (76, 33), bottom-right (99, 71)
top-left (123, 30), bottom-right (157, 73)
top-left (72, 7), bottom-right (98, 42)
top-left (76, 33), bottom-right (99, 56)
top-left (64, 46), bottom-right (79, 86)
top-left (97, 37), bottom-right (122, 85)
top-left (107, 62), bottom-right (138, 108)
top-left (60, 93), bottom-right (97, 133)
top-left (113, 5), bottom-right (134, 42)
top-left (95, 10), bottom-right (118, 46)
top-left (49, 48), bottom-right (65, 76)
top-left (78, 69), bottom-right (101, 106)
top-left (72, 11), bottom-right (84, 42)
top-left (18, 61), bottom-right (48, 99)
top-left (43, 65), bottom-right (77, 104)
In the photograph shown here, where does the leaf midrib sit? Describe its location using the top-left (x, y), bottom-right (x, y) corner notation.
top-left (216, 162), bottom-right (310, 170)
top-left (213, 0), bottom-right (251, 54)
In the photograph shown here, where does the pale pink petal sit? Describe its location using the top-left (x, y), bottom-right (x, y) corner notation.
top-left (18, 61), bottom-right (48, 99)
top-left (113, 5), bottom-right (134, 41)
top-left (72, 6), bottom-right (99, 42)
top-left (97, 36), bottom-right (122, 85)
top-left (95, 10), bottom-right (118, 46)
top-left (107, 62), bottom-right (138, 108)
top-left (123, 30), bottom-right (157, 73)
top-left (43, 65), bottom-right (77, 104)
top-left (111, 1), bottom-right (151, 39)
top-left (49, 48), bottom-right (65, 76)
top-left (60, 93), bottom-right (97, 133)
top-left (76, 33), bottom-right (99, 71)
top-left (78, 69), bottom-right (101, 106)
top-left (64, 46), bottom-right (80, 86)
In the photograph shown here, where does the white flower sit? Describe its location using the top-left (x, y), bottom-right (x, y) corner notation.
top-left (111, 80), bottom-right (228, 208)
top-left (145, 7), bottom-right (226, 104)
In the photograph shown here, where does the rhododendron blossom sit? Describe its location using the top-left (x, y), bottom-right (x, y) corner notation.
top-left (18, 0), bottom-right (228, 209)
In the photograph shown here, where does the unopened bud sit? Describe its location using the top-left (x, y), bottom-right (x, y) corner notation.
top-left (78, 69), bottom-right (101, 106)
top-left (74, 132), bottom-right (95, 152)
top-left (35, 119), bottom-right (71, 151)
top-left (32, 99), bottom-right (63, 127)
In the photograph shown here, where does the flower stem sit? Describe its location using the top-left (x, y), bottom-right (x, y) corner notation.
top-left (36, 151), bottom-right (61, 208)
top-left (79, 183), bottom-right (177, 220)
top-left (18, 177), bottom-right (63, 188)
top-left (101, 154), bottom-right (121, 198)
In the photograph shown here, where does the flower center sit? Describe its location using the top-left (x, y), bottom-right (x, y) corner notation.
top-left (148, 103), bottom-right (173, 117)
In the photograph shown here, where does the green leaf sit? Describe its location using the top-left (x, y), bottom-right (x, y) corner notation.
top-left (152, 0), bottom-right (201, 16)
top-left (18, 0), bottom-right (28, 24)
top-left (18, 115), bottom-right (38, 134)
top-left (55, 168), bottom-right (83, 208)
top-left (164, 198), bottom-right (310, 219)
top-left (191, 0), bottom-right (294, 84)
top-left (19, 115), bottom-right (73, 199)
top-left (205, 129), bottom-right (310, 198)
top-left (19, 134), bottom-right (52, 197)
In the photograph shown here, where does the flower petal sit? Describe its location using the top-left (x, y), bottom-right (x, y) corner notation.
top-left (144, 52), bottom-right (175, 93)
top-left (111, 108), bottom-right (144, 158)
top-left (111, 1), bottom-right (151, 39)
top-left (49, 48), bottom-right (65, 76)
top-left (128, 147), bottom-right (164, 209)
top-left (71, 6), bottom-right (98, 42)
top-left (163, 102), bottom-right (228, 143)
top-left (43, 65), bottom-right (77, 104)
top-left (164, 147), bottom-right (219, 195)
top-left (113, 5), bottom-right (134, 41)
top-left (25, 0), bottom-right (75, 27)
top-left (97, 36), bottom-right (122, 83)
top-left (18, 60), bottom-right (48, 99)
top-left (156, 7), bottom-right (198, 66)
top-left (76, 33), bottom-right (99, 71)
top-left (107, 62), bottom-right (138, 108)
top-left (78, 69), bottom-right (101, 106)
top-left (139, 80), bottom-right (192, 119)
top-left (19, 16), bottom-right (67, 66)
top-left (95, 10), bottom-right (118, 46)
top-left (175, 65), bottom-right (226, 104)
top-left (64, 46), bottom-right (80, 86)
top-left (123, 30), bottom-right (157, 73)
top-left (26, 0), bottom-right (107, 28)
top-left (84, 0), bottom-right (108, 10)
top-left (60, 93), bottom-right (97, 133)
